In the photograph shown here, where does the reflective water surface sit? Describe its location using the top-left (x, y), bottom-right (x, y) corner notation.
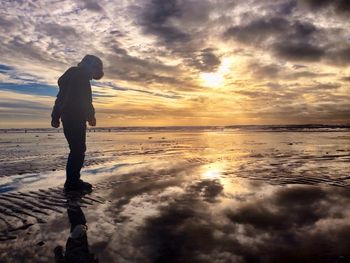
top-left (0, 130), bottom-right (349, 262)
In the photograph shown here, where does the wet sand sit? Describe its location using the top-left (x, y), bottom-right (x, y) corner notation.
top-left (0, 128), bottom-right (350, 262)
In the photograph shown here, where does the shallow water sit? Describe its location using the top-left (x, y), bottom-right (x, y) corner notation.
top-left (0, 130), bottom-right (349, 262)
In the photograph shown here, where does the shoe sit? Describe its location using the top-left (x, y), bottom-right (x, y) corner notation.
top-left (77, 179), bottom-right (92, 190)
top-left (64, 179), bottom-right (92, 193)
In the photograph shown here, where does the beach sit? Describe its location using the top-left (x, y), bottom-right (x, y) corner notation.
top-left (1, 126), bottom-right (350, 262)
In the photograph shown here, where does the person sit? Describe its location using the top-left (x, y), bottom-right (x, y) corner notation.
top-left (51, 55), bottom-right (104, 192)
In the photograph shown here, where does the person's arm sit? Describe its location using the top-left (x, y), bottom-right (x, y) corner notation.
top-left (51, 89), bottom-right (63, 121)
top-left (86, 82), bottom-right (96, 126)
top-left (87, 109), bottom-right (96, 126)
top-left (87, 100), bottom-right (96, 126)
top-left (51, 75), bottom-right (68, 128)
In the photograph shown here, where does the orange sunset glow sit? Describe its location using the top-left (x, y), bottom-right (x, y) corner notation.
top-left (0, 0), bottom-right (349, 127)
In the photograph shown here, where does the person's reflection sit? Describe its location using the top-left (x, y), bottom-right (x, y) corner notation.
top-left (54, 194), bottom-right (98, 263)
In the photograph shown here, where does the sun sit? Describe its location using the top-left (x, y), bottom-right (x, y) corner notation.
top-left (201, 72), bottom-right (224, 88)
top-left (203, 169), bottom-right (221, 179)
top-left (200, 57), bottom-right (233, 88)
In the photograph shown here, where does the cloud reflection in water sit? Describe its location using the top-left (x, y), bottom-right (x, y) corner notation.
top-left (88, 165), bottom-right (350, 263)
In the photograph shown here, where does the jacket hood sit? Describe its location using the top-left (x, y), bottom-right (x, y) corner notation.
top-left (78, 55), bottom-right (104, 80)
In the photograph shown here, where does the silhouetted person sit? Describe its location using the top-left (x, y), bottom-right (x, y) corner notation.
top-left (51, 55), bottom-right (104, 192)
top-left (54, 196), bottom-right (98, 263)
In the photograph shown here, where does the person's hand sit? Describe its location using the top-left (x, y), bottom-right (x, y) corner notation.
top-left (88, 118), bottom-right (96, 127)
top-left (51, 119), bottom-right (60, 128)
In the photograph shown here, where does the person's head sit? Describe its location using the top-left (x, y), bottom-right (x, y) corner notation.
top-left (78, 55), bottom-right (104, 80)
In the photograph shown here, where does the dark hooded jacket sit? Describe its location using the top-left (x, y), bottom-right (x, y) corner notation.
top-left (51, 66), bottom-right (95, 121)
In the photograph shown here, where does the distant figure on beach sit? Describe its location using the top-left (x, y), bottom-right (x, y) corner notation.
top-left (51, 55), bottom-right (104, 192)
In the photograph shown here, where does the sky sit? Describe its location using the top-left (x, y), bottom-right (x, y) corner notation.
top-left (0, 0), bottom-right (349, 128)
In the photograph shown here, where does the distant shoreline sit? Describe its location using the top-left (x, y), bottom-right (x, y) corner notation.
top-left (1, 124), bottom-right (350, 133)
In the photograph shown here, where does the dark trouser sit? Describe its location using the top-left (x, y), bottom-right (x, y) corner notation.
top-left (62, 119), bottom-right (86, 186)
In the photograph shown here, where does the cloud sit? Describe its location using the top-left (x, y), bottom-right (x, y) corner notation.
top-left (223, 16), bottom-right (326, 63)
top-left (326, 47), bottom-right (350, 66)
top-left (341, 76), bottom-right (350, 82)
top-left (299, 0), bottom-right (350, 14)
top-left (0, 100), bottom-right (51, 111)
top-left (36, 22), bottom-right (78, 41)
top-left (135, 0), bottom-right (222, 74)
top-left (0, 0), bottom-right (349, 126)
top-left (93, 82), bottom-right (182, 99)
top-left (0, 64), bottom-right (14, 73)
top-left (186, 48), bottom-right (221, 72)
top-left (121, 177), bottom-right (350, 262)
top-left (0, 16), bottom-right (16, 30)
top-left (224, 16), bottom-right (317, 44)
top-left (0, 82), bottom-right (57, 97)
top-left (139, 0), bottom-right (190, 44)
top-left (79, 0), bottom-right (103, 12)
top-left (249, 63), bottom-right (282, 79)
top-left (273, 42), bottom-right (325, 62)
top-left (222, 13), bottom-right (350, 68)
top-left (224, 17), bottom-right (290, 44)
top-left (0, 64), bottom-right (57, 97)
top-left (272, 0), bottom-right (298, 15)
top-left (227, 186), bottom-right (327, 230)
top-left (103, 50), bottom-right (201, 91)
top-left (247, 62), bottom-right (334, 81)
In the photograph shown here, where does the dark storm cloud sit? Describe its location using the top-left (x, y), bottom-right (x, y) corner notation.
top-left (186, 48), bottom-right (221, 72)
top-left (139, 0), bottom-right (190, 44)
top-left (300, 0), bottom-right (350, 14)
top-left (272, 0), bottom-right (298, 15)
top-left (273, 42), bottom-right (325, 62)
top-left (327, 47), bottom-right (350, 66)
top-left (136, 0), bottom-right (223, 73)
top-left (290, 20), bottom-right (318, 39)
top-left (224, 16), bottom-right (317, 44)
top-left (223, 15), bottom-right (336, 63)
top-left (224, 17), bottom-right (290, 44)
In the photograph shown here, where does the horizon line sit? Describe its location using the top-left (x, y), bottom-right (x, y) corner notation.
top-left (1, 123), bottom-right (350, 130)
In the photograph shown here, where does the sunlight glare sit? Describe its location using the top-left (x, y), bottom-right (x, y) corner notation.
top-left (201, 72), bottom-right (224, 88)
top-left (200, 57), bottom-right (233, 88)
top-left (202, 167), bottom-right (221, 180)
